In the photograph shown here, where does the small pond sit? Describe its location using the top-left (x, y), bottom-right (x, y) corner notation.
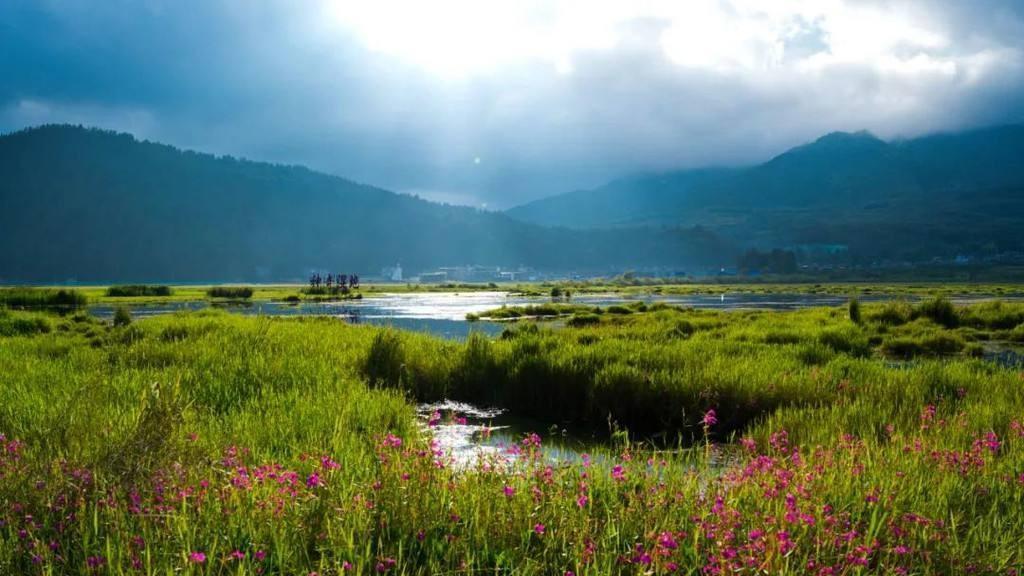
top-left (416, 400), bottom-right (599, 469)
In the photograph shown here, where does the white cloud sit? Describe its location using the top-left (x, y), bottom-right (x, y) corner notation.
top-left (3, 0), bottom-right (1021, 207)
top-left (320, 0), bottom-right (1004, 79)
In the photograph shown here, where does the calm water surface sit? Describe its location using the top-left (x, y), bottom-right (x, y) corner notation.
top-left (88, 291), bottom-right (904, 339)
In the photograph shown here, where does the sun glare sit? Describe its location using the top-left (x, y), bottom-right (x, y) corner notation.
top-left (322, 0), bottom-right (953, 79)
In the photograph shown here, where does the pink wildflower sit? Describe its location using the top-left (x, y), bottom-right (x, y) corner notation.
top-left (702, 409), bottom-right (718, 427)
top-left (658, 531), bottom-right (678, 550)
top-left (612, 464), bottom-right (625, 482)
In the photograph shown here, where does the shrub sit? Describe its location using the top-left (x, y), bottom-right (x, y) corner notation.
top-left (500, 322), bottom-right (540, 340)
top-left (0, 312), bottom-right (52, 337)
top-left (958, 301), bottom-right (1024, 330)
top-left (567, 313), bottom-right (601, 327)
top-left (113, 306), bottom-right (133, 327)
top-left (606, 305), bottom-right (633, 315)
top-left (882, 333), bottom-right (965, 358)
top-left (920, 333), bottom-right (966, 355)
top-left (115, 324), bottom-right (146, 345)
top-left (0, 288), bottom-right (87, 308)
top-left (818, 327), bottom-right (870, 356)
top-left (206, 286), bottom-right (254, 299)
top-left (913, 297), bottom-right (959, 328)
top-left (667, 320), bottom-right (696, 338)
top-left (871, 301), bottom-right (912, 326)
top-left (880, 337), bottom-right (923, 359)
top-left (106, 285), bottom-right (173, 297)
top-left (848, 298), bottom-right (862, 324)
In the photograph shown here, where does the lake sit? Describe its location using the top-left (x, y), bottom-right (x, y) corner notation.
top-left (88, 291), bottom-right (904, 339)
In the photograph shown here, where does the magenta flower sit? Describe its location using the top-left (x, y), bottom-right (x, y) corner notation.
top-left (522, 433), bottom-right (542, 448)
top-left (611, 464), bottom-right (625, 482)
top-left (428, 411), bottom-right (441, 427)
top-left (576, 494), bottom-right (589, 508)
top-left (702, 409), bottom-right (718, 427)
top-left (229, 550), bottom-right (245, 560)
top-left (657, 531), bottom-right (678, 550)
top-left (503, 485), bottom-right (515, 497)
top-left (189, 551), bottom-right (206, 564)
top-left (306, 473), bottom-right (322, 488)
top-left (255, 550), bottom-right (266, 561)
top-left (534, 523), bottom-right (546, 535)
top-left (343, 561), bottom-right (353, 571)
top-left (777, 531), bottom-right (795, 555)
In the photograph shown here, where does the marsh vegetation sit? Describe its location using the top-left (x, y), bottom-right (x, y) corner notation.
top-left (1, 296), bottom-right (1023, 574)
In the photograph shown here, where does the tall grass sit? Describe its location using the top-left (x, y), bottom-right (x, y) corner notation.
top-left (1, 303), bottom-right (1023, 573)
top-left (362, 301), bottom-right (1024, 440)
top-left (0, 287), bottom-right (87, 308)
top-left (105, 285), bottom-right (174, 297)
top-left (206, 286), bottom-right (254, 299)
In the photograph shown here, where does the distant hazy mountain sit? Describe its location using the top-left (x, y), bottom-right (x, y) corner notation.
top-left (507, 126), bottom-right (1024, 261)
top-left (0, 125), bottom-right (731, 282)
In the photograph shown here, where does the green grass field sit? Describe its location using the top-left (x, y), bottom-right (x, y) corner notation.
top-left (1, 298), bottom-right (1023, 574)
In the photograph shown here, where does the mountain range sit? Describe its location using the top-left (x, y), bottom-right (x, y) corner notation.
top-left (0, 126), bottom-right (727, 283)
top-left (2, 124), bottom-right (1022, 283)
top-left (506, 125), bottom-right (1024, 263)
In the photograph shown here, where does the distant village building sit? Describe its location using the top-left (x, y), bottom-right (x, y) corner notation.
top-left (379, 264), bottom-right (403, 282)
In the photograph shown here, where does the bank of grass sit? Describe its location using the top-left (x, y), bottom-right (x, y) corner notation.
top-left (1, 302), bottom-right (1024, 573)
top-left (0, 287), bottom-right (87, 309)
top-left (468, 303), bottom-right (598, 321)
top-left (205, 286), bottom-right (254, 299)
top-left (371, 298), bottom-right (1024, 441)
top-left (106, 284), bottom-right (173, 297)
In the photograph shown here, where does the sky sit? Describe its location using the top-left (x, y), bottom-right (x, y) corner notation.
top-left (2, 0), bottom-right (1023, 208)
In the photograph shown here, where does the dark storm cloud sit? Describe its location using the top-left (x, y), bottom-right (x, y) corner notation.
top-left (2, 0), bottom-right (1023, 208)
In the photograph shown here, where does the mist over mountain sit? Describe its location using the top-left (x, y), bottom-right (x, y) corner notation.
top-left (0, 125), bottom-right (731, 283)
top-left (507, 125), bottom-right (1024, 262)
